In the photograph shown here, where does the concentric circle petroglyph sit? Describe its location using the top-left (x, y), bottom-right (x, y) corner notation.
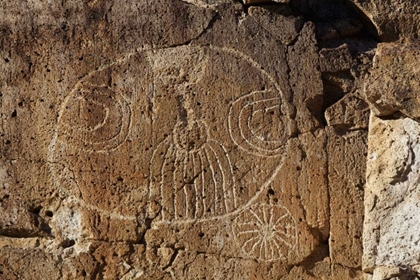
top-left (233, 203), bottom-right (297, 261)
top-left (228, 90), bottom-right (289, 157)
top-left (48, 45), bottom-right (293, 223)
top-left (57, 83), bottom-right (131, 152)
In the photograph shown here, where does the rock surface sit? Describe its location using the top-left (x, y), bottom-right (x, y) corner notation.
top-left (362, 36), bottom-right (420, 279)
top-left (365, 41), bottom-right (420, 120)
top-left (1, 0), bottom-right (419, 279)
top-left (348, 0), bottom-right (420, 41)
top-left (364, 116), bottom-right (420, 275)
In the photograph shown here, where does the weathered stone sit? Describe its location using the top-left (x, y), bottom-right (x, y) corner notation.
top-left (0, 246), bottom-right (60, 279)
top-left (325, 92), bottom-right (370, 130)
top-left (0, 0), bottom-right (345, 277)
top-left (248, 5), bottom-right (304, 45)
top-left (327, 127), bottom-right (366, 276)
top-left (316, 22), bottom-right (341, 41)
top-left (364, 116), bottom-right (420, 273)
top-left (0, 0), bottom-right (386, 278)
top-left (370, 266), bottom-right (414, 280)
top-left (291, 0), bottom-right (354, 22)
top-left (332, 17), bottom-right (363, 38)
top-left (319, 44), bottom-right (353, 73)
top-left (365, 41), bottom-right (420, 120)
top-left (244, 0), bottom-right (290, 4)
top-left (287, 22), bottom-right (324, 133)
top-left (349, 0), bottom-right (420, 41)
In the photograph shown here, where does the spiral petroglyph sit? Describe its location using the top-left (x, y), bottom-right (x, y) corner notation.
top-left (57, 83), bottom-right (131, 152)
top-left (228, 90), bottom-right (290, 157)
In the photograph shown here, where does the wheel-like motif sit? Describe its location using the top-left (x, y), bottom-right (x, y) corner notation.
top-left (233, 203), bottom-right (297, 261)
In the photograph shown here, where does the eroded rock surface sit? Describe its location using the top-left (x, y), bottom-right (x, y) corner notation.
top-left (365, 41), bottom-right (420, 120)
top-left (5, 0), bottom-right (419, 279)
top-left (364, 116), bottom-right (420, 278)
top-left (349, 0), bottom-right (420, 41)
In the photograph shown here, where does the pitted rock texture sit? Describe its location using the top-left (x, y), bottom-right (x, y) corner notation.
top-left (349, 0), bottom-right (420, 41)
top-left (0, 0), bottom-right (405, 279)
top-left (364, 116), bottom-right (420, 275)
top-left (365, 41), bottom-right (420, 120)
top-left (362, 39), bottom-right (420, 280)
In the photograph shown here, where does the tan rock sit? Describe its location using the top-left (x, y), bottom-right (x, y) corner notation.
top-left (325, 92), bottom-right (370, 130)
top-left (364, 116), bottom-right (420, 272)
top-left (0, 247), bottom-right (60, 279)
top-left (248, 5), bottom-right (304, 45)
top-left (365, 41), bottom-right (420, 120)
top-left (244, 0), bottom-right (290, 5)
top-left (327, 127), bottom-right (366, 273)
top-left (0, 0), bottom-right (371, 278)
top-left (319, 44), bottom-right (353, 73)
top-left (287, 22), bottom-right (324, 134)
top-left (349, 0), bottom-right (420, 41)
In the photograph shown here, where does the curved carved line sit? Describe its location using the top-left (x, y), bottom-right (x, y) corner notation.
top-left (191, 152), bottom-right (200, 219)
top-left (148, 138), bottom-right (175, 221)
top-left (59, 87), bottom-right (132, 152)
top-left (206, 142), bottom-right (233, 214)
top-left (68, 96), bottom-right (110, 132)
top-left (247, 103), bottom-right (284, 144)
top-left (239, 98), bottom-right (284, 148)
top-left (228, 90), bottom-right (286, 157)
top-left (203, 146), bottom-right (218, 215)
top-left (173, 148), bottom-right (186, 220)
top-left (198, 149), bottom-right (207, 218)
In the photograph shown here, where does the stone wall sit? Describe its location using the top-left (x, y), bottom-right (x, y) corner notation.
top-left (0, 0), bottom-right (418, 279)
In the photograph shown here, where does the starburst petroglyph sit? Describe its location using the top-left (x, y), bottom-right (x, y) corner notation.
top-left (233, 203), bottom-right (297, 261)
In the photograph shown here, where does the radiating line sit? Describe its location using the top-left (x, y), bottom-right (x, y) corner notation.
top-left (262, 205), bottom-right (268, 223)
top-left (269, 205), bottom-right (274, 225)
top-left (238, 229), bottom-right (260, 235)
top-left (273, 234), bottom-right (293, 248)
top-left (273, 213), bottom-right (289, 226)
top-left (275, 226), bottom-right (296, 239)
top-left (250, 237), bottom-right (263, 257)
top-left (270, 237), bottom-right (283, 258)
top-left (249, 209), bottom-right (264, 225)
top-left (268, 242), bottom-right (275, 260)
top-left (263, 238), bottom-right (268, 260)
top-left (242, 235), bottom-right (260, 251)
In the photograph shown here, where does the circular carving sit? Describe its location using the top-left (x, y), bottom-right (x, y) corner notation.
top-left (228, 90), bottom-right (289, 157)
top-left (233, 203), bottom-right (297, 261)
top-left (58, 83), bottom-right (131, 152)
top-left (48, 45), bottom-right (293, 222)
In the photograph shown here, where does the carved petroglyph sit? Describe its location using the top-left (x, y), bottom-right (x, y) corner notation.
top-left (149, 120), bottom-right (236, 222)
top-left (48, 45), bottom-right (292, 227)
top-left (233, 203), bottom-right (297, 261)
top-left (57, 83), bottom-right (131, 152)
top-left (229, 90), bottom-right (289, 157)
